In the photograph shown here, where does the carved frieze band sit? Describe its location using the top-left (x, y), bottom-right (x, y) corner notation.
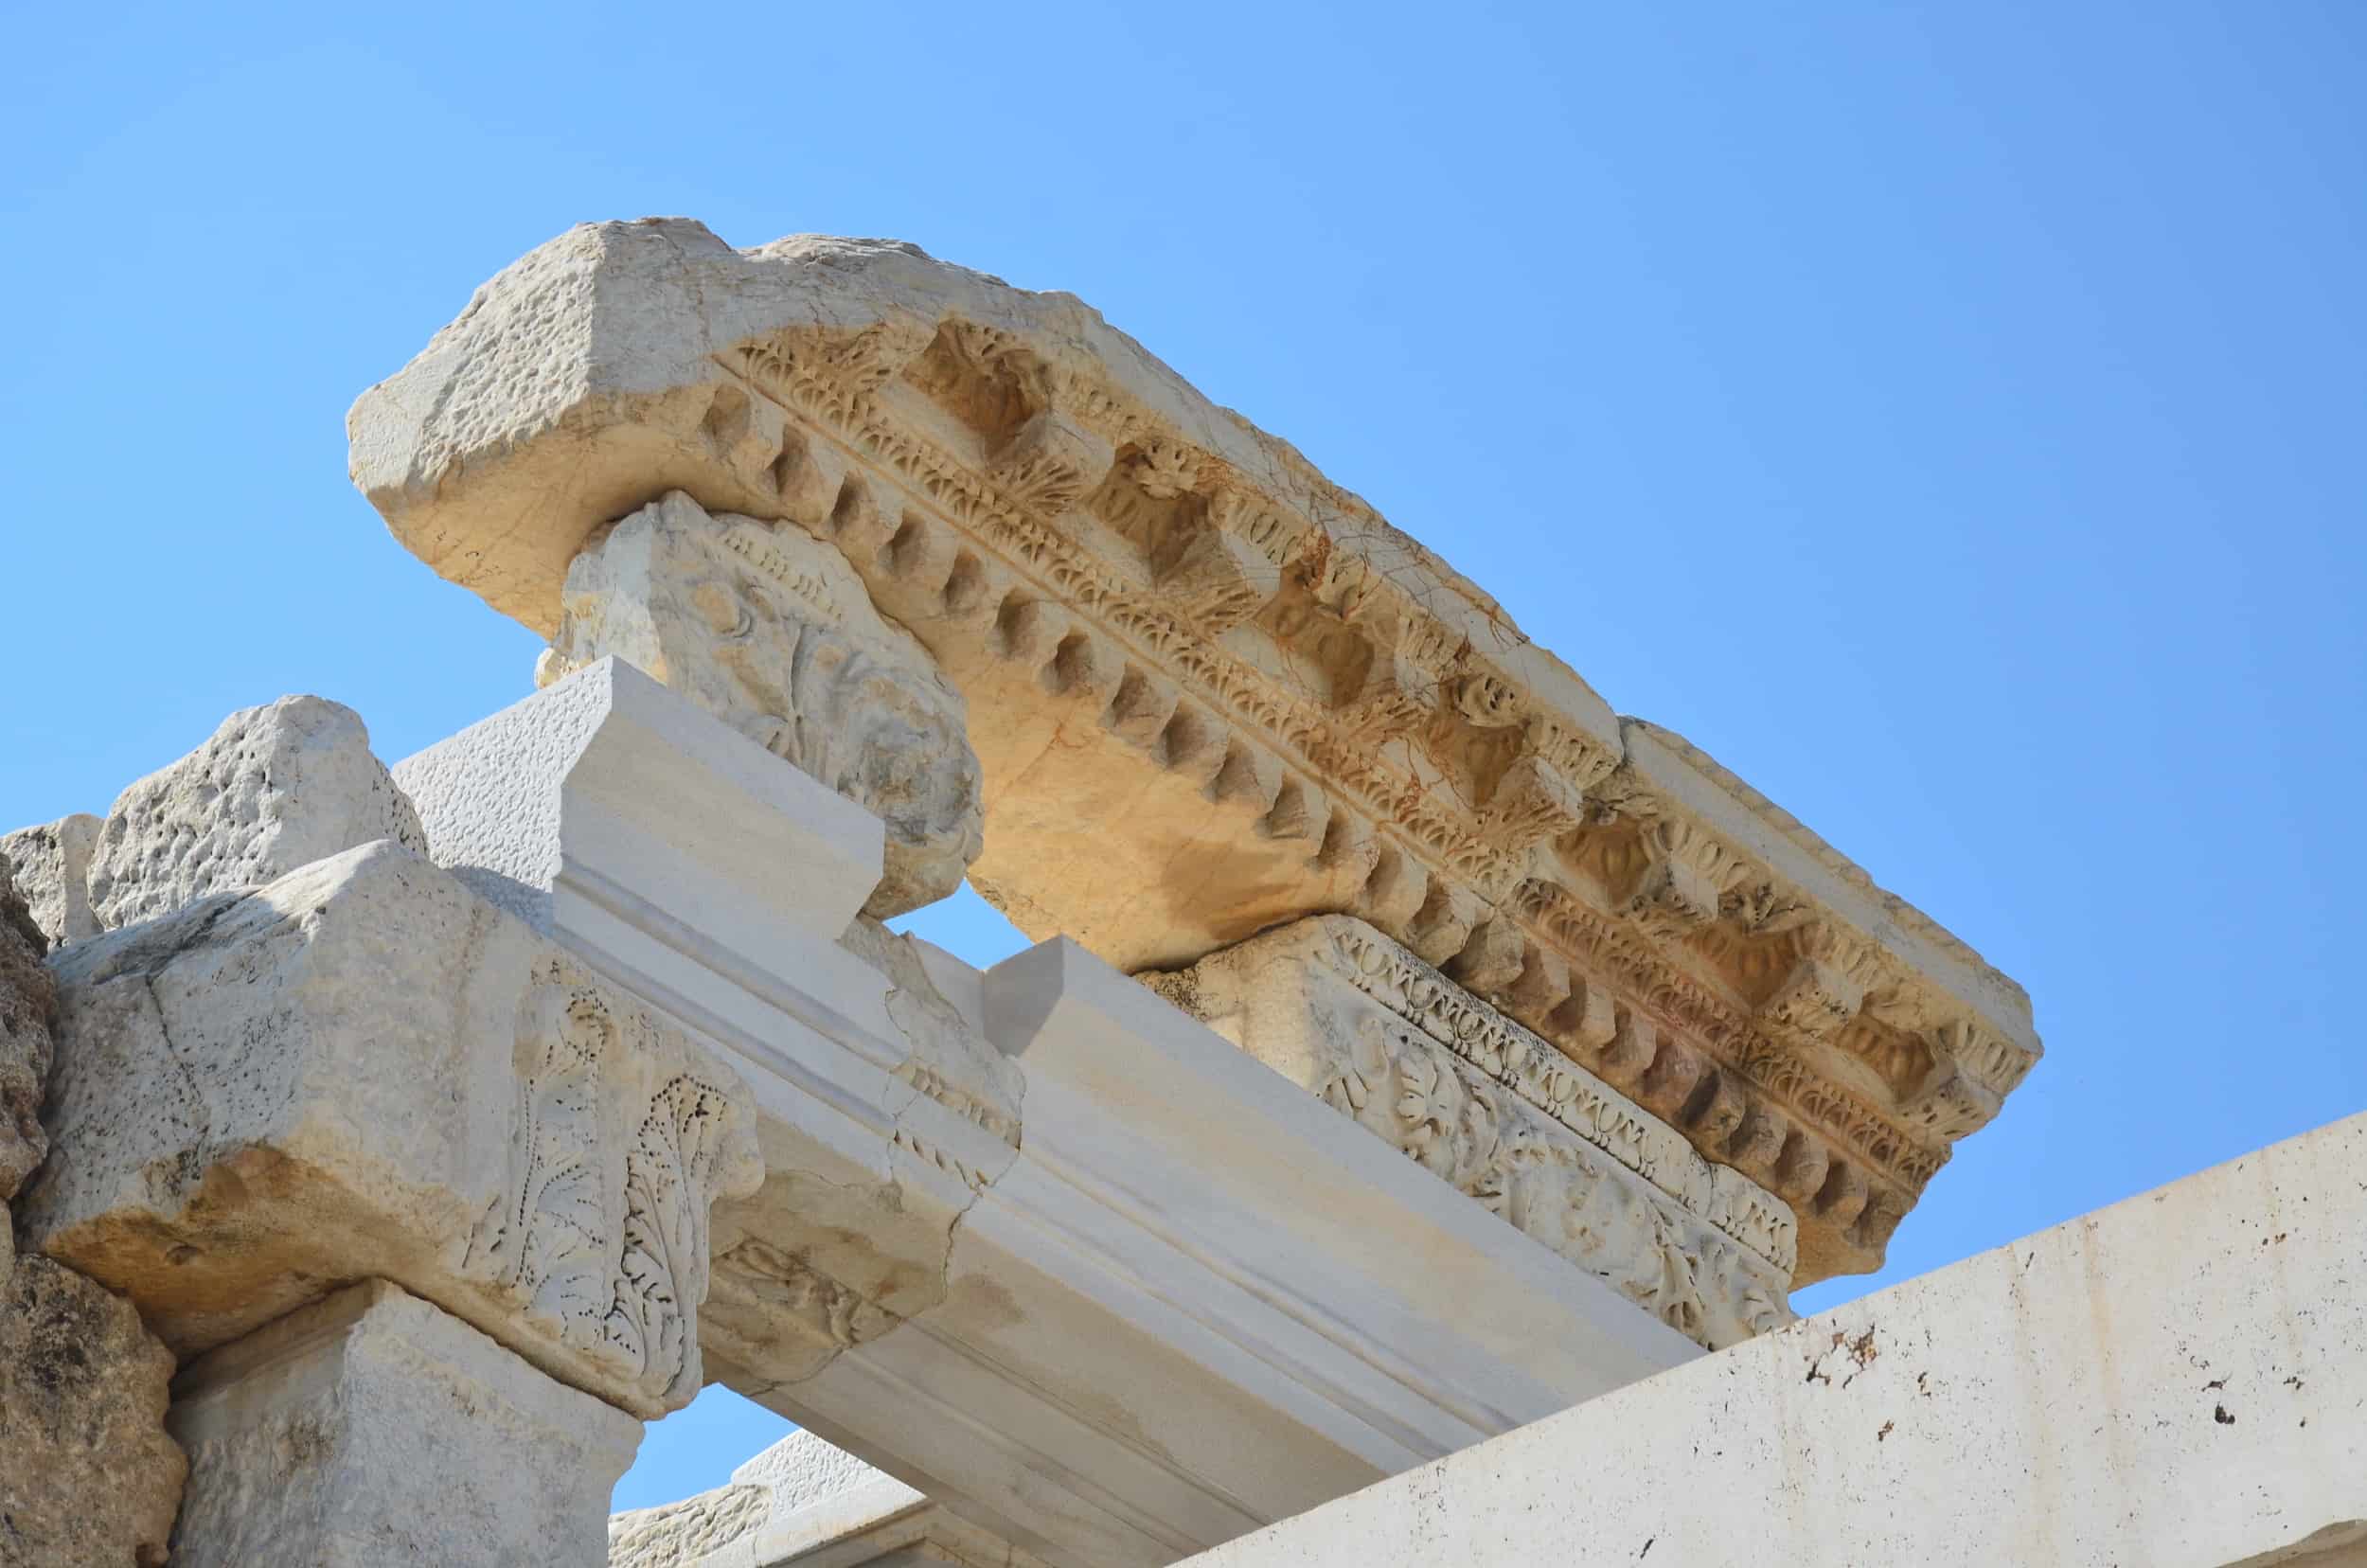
top-left (1148, 917), bottom-right (1797, 1349)
top-left (705, 319), bottom-right (2036, 1275)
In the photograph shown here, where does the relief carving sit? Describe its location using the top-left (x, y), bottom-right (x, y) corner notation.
top-left (350, 223), bottom-right (2044, 1287)
top-left (542, 490), bottom-right (983, 918)
top-left (465, 956), bottom-right (762, 1415)
top-left (1161, 915), bottom-right (1799, 1349)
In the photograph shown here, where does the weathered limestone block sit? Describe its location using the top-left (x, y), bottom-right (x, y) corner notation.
top-left (169, 1279), bottom-right (641, 1568)
top-left (85, 695), bottom-right (426, 930)
top-left (610, 1430), bottom-right (1048, 1568)
top-left (609, 1483), bottom-right (773, 1567)
top-left (541, 489), bottom-right (983, 917)
top-left (0, 1255), bottom-right (186, 1568)
top-left (347, 218), bottom-right (2043, 1284)
top-left (0, 812), bottom-right (101, 948)
top-left (17, 838), bottom-right (761, 1418)
top-left (1152, 916), bottom-right (1797, 1345)
top-left (0, 855), bottom-right (51, 1210)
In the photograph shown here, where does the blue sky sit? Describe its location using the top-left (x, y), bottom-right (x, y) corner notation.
top-left (6, 0), bottom-right (2362, 1516)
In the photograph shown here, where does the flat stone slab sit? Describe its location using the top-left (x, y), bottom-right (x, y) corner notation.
top-left (349, 218), bottom-right (2039, 1282)
top-left (1185, 1110), bottom-right (2367, 1568)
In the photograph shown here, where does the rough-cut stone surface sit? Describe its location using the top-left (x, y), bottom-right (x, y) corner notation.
top-left (19, 839), bottom-right (760, 1418)
top-left (347, 218), bottom-right (2041, 1282)
top-left (0, 1255), bottom-right (186, 1568)
top-left (0, 814), bottom-right (101, 949)
top-left (607, 1482), bottom-right (773, 1566)
top-left (86, 695), bottom-right (426, 931)
top-left (542, 490), bottom-right (983, 916)
top-left (0, 855), bottom-right (51, 1207)
top-left (170, 1279), bottom-right (640, 1568)
top-left (1152, 915), bottom-right (1797, 1342)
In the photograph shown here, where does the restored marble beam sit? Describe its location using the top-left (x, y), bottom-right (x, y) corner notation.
top-left (394, 662), bottom-right (1698, 1568)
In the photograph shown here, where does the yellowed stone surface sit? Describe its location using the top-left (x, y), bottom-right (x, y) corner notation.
top-left (349, 219), bottom-right (2041, 1281)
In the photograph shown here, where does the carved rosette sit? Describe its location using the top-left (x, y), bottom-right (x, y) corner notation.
top-left (1150, 916), bottom-right (1798, 1349)
top-left (463, 955), bottom-right (762, 1416)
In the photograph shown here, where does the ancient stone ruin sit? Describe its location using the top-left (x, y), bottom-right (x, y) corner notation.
top-left (2, 218), bottom-right (2356, 1565)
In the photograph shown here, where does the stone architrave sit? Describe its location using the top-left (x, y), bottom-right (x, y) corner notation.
top-left (0, 812), bottom-right (101, 949)
top-left (1184, 1111), bottom-right (2367, 1568)
top-left (168, 1279), bottom-right (643, 1568)
top-left (539, 489), bottom-right (983, 917)
top-left (348, 218), bottom-right (2042, 1285)
top-left (84, 695), bottom-right (427, 931)
top-left (390, 663), bottom-right (1698, 1568)
top-left (1150, 915), bottom-right (1797, 1348)
top-left (16, 837), bottom-right (761, 1420)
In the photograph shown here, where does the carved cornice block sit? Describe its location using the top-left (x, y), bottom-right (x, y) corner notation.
top-left (1150, 915), bottom-right (1798, 1346)
top-left (347, 219), bottom-right (2042, 1284)
top-left (17, 840), bottom-right (762, 1419)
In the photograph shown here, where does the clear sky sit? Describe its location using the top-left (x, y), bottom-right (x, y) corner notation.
top-left (6, 0), bottom-right (2363, 1519)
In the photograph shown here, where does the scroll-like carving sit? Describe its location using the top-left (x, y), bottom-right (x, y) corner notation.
top-left (541, 490), bottom-right (983, 918)
top-left (465, 957), bottom-right (761, 1415)
top-left (1155, 915), bottom-right (1798, 1349)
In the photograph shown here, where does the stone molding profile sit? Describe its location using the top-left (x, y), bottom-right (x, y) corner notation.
top-left (538, 490), bottom-right (983, 917)
top-left (389, 666), bottom-right (1697, 1567)
top-left (18, 839), bottom-right (761, 1419)
top-left (1151, 915), bottom-right (1796, 1343)
top-left (348, 218), bottom-right (2041, 1281)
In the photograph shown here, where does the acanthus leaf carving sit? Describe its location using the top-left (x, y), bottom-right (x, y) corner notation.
top-left (463, 956), bottom-right (761, 1417)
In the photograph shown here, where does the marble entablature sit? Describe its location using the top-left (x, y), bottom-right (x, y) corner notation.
top-left (349, 218), bottom-right (2041, 1284)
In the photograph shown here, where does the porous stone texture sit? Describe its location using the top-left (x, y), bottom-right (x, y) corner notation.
top-left (169, 1279), bottom-right (641, 1568)
top-left (0, 1255), bottom-right (186, 1568)
top-left (85, 695), bottom-right (426, 931)
top-left (0, 813), bottom-right (101, 948)
top-left (348, 218), bottom-right (2042, 1283)
top-left (0, 854), bottom-right (52, 1213)
top-left (1151, 915), bottom-right (1798, 1344)
top-left (541, 489), bottom-right (982, 916)
top-left (18, 839), bottom-right (760, 1419)
top-left (1185, 1111), bottom-right (2367, 1568)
